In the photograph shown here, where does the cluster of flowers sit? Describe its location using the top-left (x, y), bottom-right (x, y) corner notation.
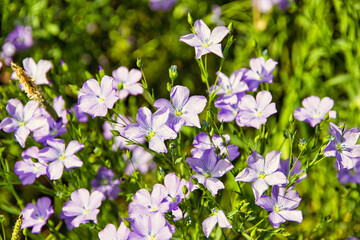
top-left (0, 25), bottom-right (33, 69)
top-left (1, 16), bottom-right (360, 239)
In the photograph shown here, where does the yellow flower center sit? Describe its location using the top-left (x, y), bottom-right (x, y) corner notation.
top-left (274, 206), bottom-right (280, 212)
top-left (175, 109), bottom-right (183, 116)
top-left (59, 155), bottom-right (66, 161)
top-left (20, 121), bottom-right (26, 127)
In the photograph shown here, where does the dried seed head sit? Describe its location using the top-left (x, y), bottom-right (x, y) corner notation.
top-left (11, 214), bottom-right (22, 240)
top-left (11, 62), bottom-right (59, 121)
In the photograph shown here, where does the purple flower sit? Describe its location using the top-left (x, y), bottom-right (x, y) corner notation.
top-left (6, 25), bottom-right (33, 50)
top-left (214, 96), bottom-right (241, 122)
top-left (149, 0), bottom-right (176, 11)
top-left (191, 132), bottom-right (240, 161)
top-left (112, 66), bottom-right (143, 100)
top-left (98, 222), bottom-right (130, 240)
top-left (243, 57), bottom-right (277, 91)
top-left (324, 122), bottom-right (360, 170)
top-left (128, 184), bottom-right (169, 219)
top-left (129, 212), bottom-right (172, 240)
top-left (180, 19), bottom-right (229, 59)
top-left (77, 76), bottom-right (118, 118)
top-left (72, 103), bottom-right (89, 122)
top-left (33, 96), bottom-right (68, 143)
top-left (38, 139), bottom-right (84, 180)
top-left (124, 146), bottom-right (154, 174)
top-left (186, 149), bottom-right (234, 195)
top-left (1, 41), bottom-right (16, 58)
top-left (293, 96), bottom-right (335, 127)
top-left (236, 91), bottom-right (277, 129)
top-left (337, 160), bottom-right (360, 184)
top-left (211, 70), bottom-right (248, 99)
top-left (11, 57), bottom-right (53, 85)
top-left (91, 167), bottom-right (121, 200)
top-left (14, 146), bottom-right (47, 185)
top-left (256, 186), bottom-right (303, 228)
top-left (103, 114), bottom-right (142, 151)
top-left (163, 173), bottom-right (189, 211)
top-left (154, 85), bottom-right (207, 132)
top-left (278, 158), bottom-right (307, 189)
top-left (235, 150), bottom-right (288, 200)
top-left (0, 99), bottom-right (45, 148)
top-left (124, 107), bottom-right (177, 153)
top-left (202, 209), bottom-right (232, 238)
top-left (21, 197), bottom-right (54, 233)
top-left (61, 188), bottom-right (103, 228)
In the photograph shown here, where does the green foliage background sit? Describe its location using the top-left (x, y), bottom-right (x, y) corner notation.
top-left (1, 0), bottom-right (360, 239)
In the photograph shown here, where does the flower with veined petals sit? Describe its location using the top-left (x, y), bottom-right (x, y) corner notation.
top-left (202, 208), bottom-right (232, 238)
top-left (162, 173), bottom-right (189, 211)
top-left (191, 132), bottom-right (240, 161)
top-left (38, 139), bottom-right (84, 180)
top-left (186, 148), bottom-right (234, 195)
top-left (180, 19), bottom-right (229, 59)
top-left (91, 167), bottom-right (121, 200)
top-left (98, 222), bottom-right (130, 240)
top-left (323, 122), bottom-right (360, 170)
top-left (293, 96), bottom-right (336, 127)
top-left (124, 107), bottom-right (177, 153)
top-left (14, 146), bottom-right (47, 185)
top-left (11, 57), bottom-right (53, 85)
top-left (61, 188), bottom-right (104, 228)
top-left (112, 66), bottom-right (143, 100)
top-left (21, 197), bottom-right (54, 233)
top-left (243, 56), bottom-right (277, 91)
top-left (236, 91), bottom-right (277, 129)
top-left (0, 99), bottom-right (45, 148)
top-left (154, 85), bottom-right (207, 132)
top-left (235, 150), bottom-right (288, 200)
top-left (128, 184), bottom-right (169, 219)
top-left (256, 186), bottom-right (303, 228)
top-left (77, 76), bottom-right (118, 118)
top-left (129, 212), bottom-right (172, 240)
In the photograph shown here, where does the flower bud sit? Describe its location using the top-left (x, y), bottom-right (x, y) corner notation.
top-left (60, 60), bottom-right (68, 72)
top-left (182, 185), bottom-right (188, 195)
top-left (136, 58), bottom-right (143, 69)
top-left (187, 13), bottom-right (193, 26)
top-left (169, 65), bottom-right (178, 81)
top-left (157, 167), bottom-right (165, 182)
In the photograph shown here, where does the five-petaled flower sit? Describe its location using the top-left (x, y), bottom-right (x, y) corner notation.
top-left (0, 99), bottom-right (45, 148)
top-left (21, 197), bottom-right (54, 233)
top-left (256, 186), bottom-right (303, 228)
top-left (78, 76), bottom-right (118, 118)
top-left (293, 96), bottom-right (336, 127)
top-left (61, 188), bottom-right (104, 228)
top-left (235, 150), bottom-right (288, 200)
top-left (323, 122), bottom-right (360, 170)
top-left (186, 148), bottom-right (234, 195)
top-left (38, 139), bottom-right (84, 180)
top-left (154, 85), bottom-right (207, 132)
top-left (180, 19), bottom-right (229, 59)
top-left (124, 107), bottom-right (177, 153)
top-left (236, 91), bottom-right (277, 129)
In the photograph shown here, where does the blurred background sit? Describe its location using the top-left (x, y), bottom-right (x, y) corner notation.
top-left (1, 0), bottom-right (360, 239)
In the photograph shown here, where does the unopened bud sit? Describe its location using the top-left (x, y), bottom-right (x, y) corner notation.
top-left (169, 65), bottom-right (178, 81)
top-left (182, 185), bottom-right (188, 195)
top-left (157, 167), bottom-right (165, 182)
top-left (136, 58), bottom-right (143, 69)
top-left (187, 13), bottom-right (193, 26)
top-left (60, 60), bottom-right (68, 71)
top-left (11, 215), bottom-right (22, 240)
